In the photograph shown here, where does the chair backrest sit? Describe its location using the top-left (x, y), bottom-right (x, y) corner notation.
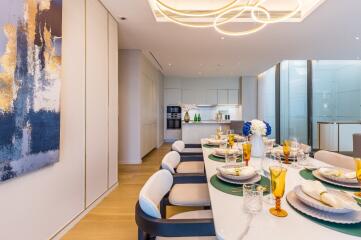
top-left (139, 170), bottom-right (173, 219)
top-left (353, 134), bottom-right (361, 158)
top-left (161, 151), bottom-right (181, 174)
top-left (172, 140), bottom-right (185, 152)
top-left (314, 150), bottom-right (354, 170)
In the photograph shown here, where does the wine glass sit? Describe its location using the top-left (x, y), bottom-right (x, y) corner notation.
top-left (283, 140), bottom-right (291, 164)
top-left (269, 166), bottom-right (288, 217)
top-left (355, 158), bottom-right (361, 197)
top-left (242, 142), bottom-right (252, 166)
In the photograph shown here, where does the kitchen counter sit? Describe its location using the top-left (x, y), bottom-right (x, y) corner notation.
top-left (182, 120), bottom-right (231, 124)
top-left (182, 120), bottom-right (231, 144)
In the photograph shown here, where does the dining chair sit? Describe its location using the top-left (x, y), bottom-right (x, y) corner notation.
top-left (136, 169), bottom-right (216, 240)
top-left (162, 151), bottom-right (205, 174)
top-left (353, 133), bottom-right (361, 158)
top-left (314, 150), bottom-right (354, 170)
top-left (172, 140), bottom-right (203, 156)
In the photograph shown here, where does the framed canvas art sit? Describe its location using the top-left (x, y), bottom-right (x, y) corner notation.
top-left (0, 0), bottom-right (62, 182)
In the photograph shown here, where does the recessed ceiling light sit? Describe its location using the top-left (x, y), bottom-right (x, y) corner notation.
top-left (168, 63), bottom-right (172, 66)
top-left (118, 16), bottom-right (127, 21)
top-left (221, 36), bottom-right (225, 40)
top-left (356, 36), bottom-right (360, 40)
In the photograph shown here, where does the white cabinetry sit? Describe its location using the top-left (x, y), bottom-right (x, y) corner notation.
top-left (206, 89), bottom-right (218, 105)
top-left (165, 88), bottom-right (181, 105)
top-left (228, 89), bottom-right (239, 105)
top-left (217, 90), bottom-right (228, 104)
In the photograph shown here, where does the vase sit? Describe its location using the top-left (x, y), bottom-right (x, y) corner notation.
top-left (250, 134), bottom-right (265, 158)
top-left (184, 111), bottom-right (190, 123)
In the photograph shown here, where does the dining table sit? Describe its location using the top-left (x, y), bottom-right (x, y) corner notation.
top-left (201, 139), bottom-right (360, 240)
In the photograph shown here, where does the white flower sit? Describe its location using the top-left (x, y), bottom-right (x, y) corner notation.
top-left (250, 119), bottom-right (267, 136)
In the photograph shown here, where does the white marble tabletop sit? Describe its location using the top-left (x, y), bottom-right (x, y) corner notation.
top-left (201, 139), bottom-right (359, 240)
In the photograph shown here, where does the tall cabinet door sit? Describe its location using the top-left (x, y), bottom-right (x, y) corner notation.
top-left (86, 0), bottom-right (109, 206)
top-left (108, 15), bottom-right (119, 188)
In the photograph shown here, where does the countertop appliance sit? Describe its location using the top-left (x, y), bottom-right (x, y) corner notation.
top-left (167, 105), bottom-right (181, 129)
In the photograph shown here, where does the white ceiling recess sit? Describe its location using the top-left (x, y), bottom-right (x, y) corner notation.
top-left (100, 0), bottom-right (361, 77)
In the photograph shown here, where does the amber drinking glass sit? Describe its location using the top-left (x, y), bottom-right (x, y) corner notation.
top-left (283, 140), bottom-right (291, 164)
top-left (243, 142), bottom-right (252, 166)
top-left (355, 158), bottom-right (361, 197)
top-left (269, 166), bottom-right (288, 217)
top-left (228, 130), bottom-right (235, 148)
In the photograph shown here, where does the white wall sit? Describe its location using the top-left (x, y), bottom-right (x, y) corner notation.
top-left (118, 50), bottom-right (164, 163)
top-left (0, 0), bottom-right (118, 239)
top-left (242, 76), bottom-right (258, 121)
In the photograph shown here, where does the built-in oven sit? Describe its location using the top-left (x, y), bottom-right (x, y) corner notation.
top-left (167, 106), bottom-right (181, 129)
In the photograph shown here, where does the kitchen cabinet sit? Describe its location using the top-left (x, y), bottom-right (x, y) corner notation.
top-left (165, 88), bottom-right (181, 105)
top-left (228, 89), bottom-right (239, 104)
top-left (181, 89), bottom-right (196, 104)
top-left (206, 89), bottom-right (218, 105)
top-left (217, 89), bottom-right (228, 104)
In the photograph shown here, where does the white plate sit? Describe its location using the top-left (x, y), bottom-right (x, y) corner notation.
top-left (319, 168), bottom-right (358, 184)
top-left (313, 170), bottom-right (360, 189)
top-left (217, 165), bottom-right (257, 181)
top-left (294, 185), bottom-right (360, 214)
top-left (287, 191), bottom-right (361, 224)
top-left (216, 172), bottom-right (261, 185)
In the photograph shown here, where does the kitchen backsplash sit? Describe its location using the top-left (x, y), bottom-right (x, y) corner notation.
top-left (184, 105), bottom-right (242, 121)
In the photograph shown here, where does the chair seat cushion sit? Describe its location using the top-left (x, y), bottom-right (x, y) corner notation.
top-left (176, 162), bottom-right (204, 174)
top-left (182, 148), bottom-right (203, 153)
top-left (156, 210), bottom-right (215, 240)
top-left (169, 184), bottom-right (210, 207)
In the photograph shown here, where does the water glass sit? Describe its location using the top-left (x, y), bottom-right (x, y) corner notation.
top-left (243, 184), bottom-right (263, 214)
top-left (225, 152), bottom-right (237, 165)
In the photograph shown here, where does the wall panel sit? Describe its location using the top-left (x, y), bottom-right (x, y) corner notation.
top-left (108, 15), bottom-right (119, 187)
top-left (85, 0), bottom-right (109, 206)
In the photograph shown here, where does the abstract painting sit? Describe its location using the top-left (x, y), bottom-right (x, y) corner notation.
top-left (0, 0), bottom-right (62, 182)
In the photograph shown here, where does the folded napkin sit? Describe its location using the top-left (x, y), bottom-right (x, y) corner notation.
top-left (319, 167), bottom-right (356, 179)
top-left (221, 166), bottom-right (255, 177)
top-left (206, 138), bottom-right (227, 145)
top-left (272, 147), bottom-right (297, 157)
top-left (214, 148), bottom-right (240, 156)
top-left (301, 180), bottom-right (360, 210)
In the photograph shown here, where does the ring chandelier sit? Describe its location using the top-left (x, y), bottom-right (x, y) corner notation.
top-left (154, 0), bottom-right (302, 36)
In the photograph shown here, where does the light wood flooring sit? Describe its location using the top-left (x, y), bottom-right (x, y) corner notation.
top-left (62, 144), bottom-right (194, 240)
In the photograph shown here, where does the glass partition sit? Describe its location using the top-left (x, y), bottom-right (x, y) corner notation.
top-left (280, 61), bottom-right (308, 144)
top-left (258, 66), bottom-right (276, 139)
top-left (312, 61), bottom-right (361, 148)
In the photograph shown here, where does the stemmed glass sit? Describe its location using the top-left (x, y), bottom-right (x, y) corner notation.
top-left (263, 152), bottom-right (280, 204)
top-left (242, 142), bottom-right (252, 166)
top-left (355, 158), bottom-right (361, 197)
top-left (283, 140), bottom-right (291, 164)
top-left (269, 165), bottom-right (288, 217)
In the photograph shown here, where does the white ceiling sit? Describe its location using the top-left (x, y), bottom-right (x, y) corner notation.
top-left (101, 0), bottom-right (361, 77)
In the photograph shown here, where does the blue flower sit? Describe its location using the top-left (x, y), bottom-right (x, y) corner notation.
top-left (264, 121), bottom-right (272, 136)
top-left (242, 121), bottom-right (252, 136)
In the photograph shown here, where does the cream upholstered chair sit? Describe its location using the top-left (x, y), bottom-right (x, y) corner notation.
top-left (353, 133), bottom-right (361, 158)
top-left (162, 151), bottom-right (204, 174)
top-left (314, 150), bottom-right (354, 170)
top-left (172, 140), bottom-right (203, 156)
top-left (136, 169), bottom-right (216, 240)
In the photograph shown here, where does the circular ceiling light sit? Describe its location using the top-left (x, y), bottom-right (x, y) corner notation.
top-left (251, 0), bottom-right (302, 24)
top-left (155, 0), bottom-right (239, 17)
top-left (214, 5), bottom-right (270, 36)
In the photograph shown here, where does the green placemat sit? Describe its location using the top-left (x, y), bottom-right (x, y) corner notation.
top-left (287, 199), bottom-right (361, 237)
top-left (208, 154), bottom-right (242, 162)
top-left (210, 174), bottom-right (270, 196)
top-left (202, 144), bottom-right (217, 148)
top-left (299, 169), bottom-right (359, 193)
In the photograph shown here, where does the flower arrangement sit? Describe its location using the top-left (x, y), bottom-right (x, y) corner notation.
top-left (181, 104), bottom-right (196, 112)
top-left (243, 119), bottom-right (272, 136)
